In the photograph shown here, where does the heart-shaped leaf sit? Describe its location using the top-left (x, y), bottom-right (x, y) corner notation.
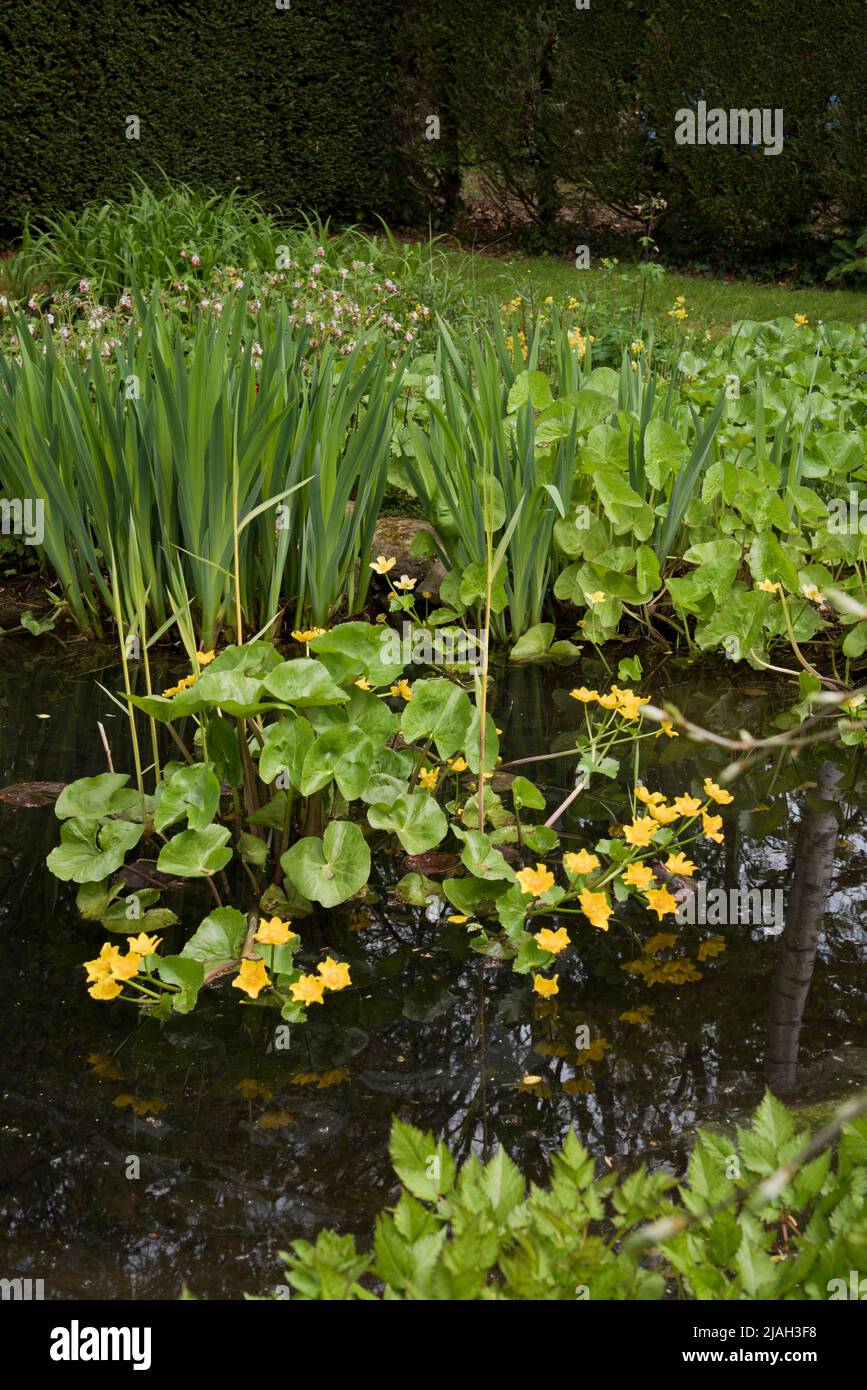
top-left (181, 907), bottom-right (247, 972)
top-left (47, 818), bottom-right (144, 883)
top-left (55, 774), bottom-right (137, 821)
top-left (367, 793), bottom-right (447, 854)
top-left (153, 763), bottom-right (220, 833)
top-left (281, 821), bottom-right (370, 908)
top-left (157, 825), bottom-right (232, 878)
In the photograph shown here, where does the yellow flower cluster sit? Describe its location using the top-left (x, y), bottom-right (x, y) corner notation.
top-left (622, 956), bottom-right (703, 985)
top-left (84, 934), bottom-right (162, 1000)
top-left (569, 685), bottom-right (651, 721)
top-left (232, 953), bottom-right (351, 1005)
top-left (162, 649), bottom-right (215, 697)
top-left (667, 294), bottom-right (688, 321)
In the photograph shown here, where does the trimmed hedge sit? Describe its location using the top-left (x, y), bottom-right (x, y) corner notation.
top-left (0, 0), bottom-right (407, 235)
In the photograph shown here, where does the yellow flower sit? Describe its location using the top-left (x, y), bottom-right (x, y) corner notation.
top-left (237, 1078), bottom-right (273, 1100)
top-left (698, 936), bottom-right (726, 961)
top-left (757, 578), bottom-right (781, 593)
top-left (232, 958), bottom-right (271, 1000)
top-left (644, 931), bottom-right (677, 954)
top-left (390, 679), bottom-right (413, 701)
top-left (702, 811), bottom-right (724, 843)
top-left (801, 583), bottom-right (824, 603)
top-left (657, 720), bottom-right (679, 738)
top-left (569, 687), bottom-right (598, 703)
top-left (623, 816), bottom-right (660, 847)
top-left (317, 957), bottom-right (351, 991)
top-left (446, 914), bottom-right (468, 924)
top-left (419, 766), bottom-right (439, 792)
top-left (448, 756), bottom-right (468, 773)
top-left (254, 916), bottom-right (296, 946)
top-left (534, 927), bottom-right (570, 954)
top-left (579, 888), bottom-right (612, 931)
top-left (162, 672), bottom-right (198, 698)
top-left (648, 801), bottom-right (679, 825)
top-left (672, 794), bottom-right (702, 817)
top-left (533, 974), bottom-right (559, 997)
top-left (616, 690), bottom-right (650, 721)
top-left (543, 295), bottom-right (554, 304)
top-left (291, 627), bottom-right (326, 642)
top-left (644, 886), bottom-right (679, 920)
top-left (665, 853), bottom-right (697, 876)
top-left (631, 340), bottom-right (644, 355)
top-left (564, 849), bottom-right (600, 875)
top-left (597, 692), bottom-right (619, 710)
top-left (635, 787), bottom-right (665, 806)
top-left (196, 649), bottom-right (216, 666)
top-left (88, 978), bottom-right (123, 1001)
top-left (794, 313), bottom-right (808, 326)
top-left (395, 574), bottom-right (417, 591)
top-left (289, 973), bottom-right (326, 1006)
top-left (703, 777), bottom-right (733, 805)
top-left (126, 933), bottom-right (162, 956)
top-left (110, 951), bottom-right (141, 981)
top-left (354, 677), bottom-right (372, 691)
top-left (84, 942), bottom-right (122, 981)
top-left (516, 863), bottom-right (555, 897)
top-left (842, 692), bottom-right (866, 711)
top-left (586, 590), bottom-right (606, 605)
top-left (370, 555), bottom-right (397, 575)
top-left (623, 862), bottom-right (654, 891)
top-left (568, 329), bottom-right (586, 354)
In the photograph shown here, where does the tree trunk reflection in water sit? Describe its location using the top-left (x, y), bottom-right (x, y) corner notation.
top-left (765, 763), bottom-right (841, 1094)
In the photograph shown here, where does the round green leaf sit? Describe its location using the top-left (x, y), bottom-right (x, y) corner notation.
top-left (281, 820), bottom-right (370, 908)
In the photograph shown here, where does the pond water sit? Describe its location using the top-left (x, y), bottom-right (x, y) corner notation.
top-left (0, 641), bottom-right (864, 1299)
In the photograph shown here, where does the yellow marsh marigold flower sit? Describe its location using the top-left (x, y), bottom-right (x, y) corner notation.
top-left (698, 936), bottom-right (726, 961)
top-left (126, 932), bottom-right (162, 956)
top-left (88, 978), bottom-right (123, 1001)
top-left (623, 816), bottom-right (660, 848)
top-left (370, 555), bottom-right (396, 575)
top-left (623, 862), bottom-right (655, 891)
top-left (289, 973), bottom-right (326, 1006)
top-left (162, 672), bottom-right (198, 698)
top-left (317, 957), bottom-right (351, 991)
top-left (657, 720), bottom-right (679, 738)
top-left (516, 863), bottom-right (555, 897)
top-left (534, 926), bottom-right (570, 954)
top-left (597, 692), bottom-right (619, 710)
top-left (196, 649), bottom-right (216, 666)
top-left (564, 849), bottom-right (600, 876)
top-left (703, 777), bottom-right (733, 805)
top-left (644, 886), bottom-right (679, 920)
top-left (395, 574), bottom-right (417, 591)
top-left (579, 888), bottom-right (612, 931)
top-left (109, 951), bottom-right (142, 982)
top-left (842, 692), bottom-right (865, 711)
top-left (254, 917), bottom-right (296, 946)
top-left (665, 852), bottom-right (697, 876)
top-left (801, 583), bottom-right (824, 603)
top-left (84, 942), bottom-right (122, 981)
top-left (291, 627), bottom-right (326, 642)
top-left (446, 914), bottom-right (468, 924)
top-left (673, 793), bottom-right (702, 817)
top-left (702, 811), bottom-right (724, 843)
top-left (569, 687), bottom-right (598, 703)
top-left (448, 756), bottom-right (468, 773)
top-left (419, 766), bottom-right (439, 792)
top-left (616, 690), bottom-right (650, 721)
top-left (232, 958), bottom-right (271, 1000)
top-left (757, 578), bottom-right (781, 593)
top-left (354, 677), bottom-right (372, 691)
top-left (586, 590), bottom-right (606, 605)
top-left (648, 801), bottom-right (679, 825)
top-left (794, 313), bottom-right (808, 325)
top-left (635, 786), bottom-right (665, 806)
top-left (533, 974), bottom-right (559, 997)
top-left (390, 679), bottom-right (413, 701)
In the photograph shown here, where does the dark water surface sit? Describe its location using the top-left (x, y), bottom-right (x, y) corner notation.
top-left (1, 641), bottom-right (864, 1299)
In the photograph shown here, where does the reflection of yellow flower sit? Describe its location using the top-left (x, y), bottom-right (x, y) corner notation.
top-left (533, 974), bottom-right (559, 997)
top-left (390, 679), bottom-right (413, 701)
top-left (254, 916), bottom-right (296, 946)
top-left (569, 687), bottom-right (598, 703)
top-left (579, 888), bottom-right (612, 931)
top-left (516, 863), bottom-right (555, 897)
top-left (702, 812), bottom-right (724, 843)
top-left (698, 937), bottom-right (726, 961)
top-left (673, 794), bottom-right (702, 817)
top-left (289, 973), bottom-right (326, 1006)
top-left (665, 853), bottom-right (697, 876)
top-left (620, 1004), bottom-right (654, 1024)
top-left (237, 1078), bottom-right (273, 1101)
top-left (317, 957), bottom-right (351, 992)
top-left (623, 862), bottom-right (654, 891)
top-left (623, 816), bottom-right (660, 848)
top-left (644, 886), bottom-right (679, 920)
top-left (703, 778), bottom-right (733, 805)
top-left (645, 931), bottom-right (677, 954)
top-left (534, 927), bottom-right (570, 954)
top-left (564, 849), bottom-right (599, 876)
top-left (370, 555), bottom-right (396, 574)
top-left (232, 959), bottom-right (271, 999)
top-left (419, 766), bottom-right (439, 792)
top-left (126, 933), bottom-right (162, 956)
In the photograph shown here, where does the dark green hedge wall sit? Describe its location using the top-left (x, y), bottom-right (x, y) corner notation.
top-left (0, 0), bottom-right (406, 233)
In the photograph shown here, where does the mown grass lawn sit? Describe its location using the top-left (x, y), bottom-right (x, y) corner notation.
top-left (443, 248), bottom-right (867, 332)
